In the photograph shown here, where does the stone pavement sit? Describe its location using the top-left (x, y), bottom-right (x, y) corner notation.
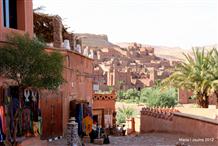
top-left (21, 133), bottom-right (218, 146)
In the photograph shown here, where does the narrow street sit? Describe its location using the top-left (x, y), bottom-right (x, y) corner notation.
top-left (45, 133), bottom-right (217, 146)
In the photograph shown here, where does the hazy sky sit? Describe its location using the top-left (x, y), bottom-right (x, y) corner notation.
top-left (33, 0), bottom-right (218, 49)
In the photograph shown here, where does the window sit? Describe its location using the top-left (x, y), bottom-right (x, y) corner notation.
top-left (2, 0), bottom-right (17, 29)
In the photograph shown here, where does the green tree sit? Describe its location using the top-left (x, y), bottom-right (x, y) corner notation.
top-left (123, 88), bottom-right (140, 103)
top-left (116, 90), bottom-right (125, 101)
top-left (163, 48), bottom-right (212, 108)
top-left (0, 34), bottom-right (64, 145)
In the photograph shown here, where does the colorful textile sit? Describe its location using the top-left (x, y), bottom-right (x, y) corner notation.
top-left (22, 108), bottom-right (31, 133)
top-left (82, 116), bottom-right (93, 135)
top-left (0, 117), bottom-right (4, 142)
top-left (38, 117), bottom-right (42, 136)
top-left (30, 95), bottom-right (38, 122)
top-left (0, 106), bottom-right (6, 134)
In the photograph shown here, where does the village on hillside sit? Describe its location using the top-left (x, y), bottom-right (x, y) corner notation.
top-left (0, 0), bottom-right (217, 146)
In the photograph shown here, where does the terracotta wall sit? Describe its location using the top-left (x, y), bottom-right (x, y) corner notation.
top-left (140, 108), bottom-right (218, 140)
top-left (92, 91), bottom-right (116, 112)
top-left (92, 91), bottom-right (116, 127)
top-left (179, 89), bottom-right (193, 104)
top-left (0, 0), bottom-right (33, 41)
top-left (172, 113), bottom-right (218, 139)
top-left (45, 47), bottom-right (94, 135)
top-left (179, 89), bottom-right (216, 105)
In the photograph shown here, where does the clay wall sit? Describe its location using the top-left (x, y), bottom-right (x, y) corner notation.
top-left (45, 47), bottom-right (94, 134)
top-left (0, 0), bottom-right (33, 41)
top-left (140, 107), bottom-right (218, 141)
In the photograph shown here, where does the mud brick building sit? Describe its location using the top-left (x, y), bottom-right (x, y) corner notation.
top-left (0, 0), bottom-right (33, 40)
top-left (0, 2), bottom-right (94, 140)
top-left (34, 13), bottom-right (94, 139)
top-left (89, 41), bottom-right (176, 92)
top-left (92, 91), bottom-right (116, 128)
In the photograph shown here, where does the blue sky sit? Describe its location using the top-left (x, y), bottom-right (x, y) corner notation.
top-left (33, 0), bottom-right (218, 49)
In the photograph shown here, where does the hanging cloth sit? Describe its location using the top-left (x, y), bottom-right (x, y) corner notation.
top-left (22, 108), bottom-right (31, 134)
top-left (0, 106), bottom-right (6, 134)
top-left (23, 89), bottom-right (31, 107)
top-left (82, 116), bottom-right (93, 135)
top-left (0, 116), bottom-right (5, 142)
top-left (30, 90), bottom-right (39, 122)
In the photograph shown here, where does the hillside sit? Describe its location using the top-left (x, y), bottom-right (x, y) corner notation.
top-left (75, 33), bottom-right (119, 48)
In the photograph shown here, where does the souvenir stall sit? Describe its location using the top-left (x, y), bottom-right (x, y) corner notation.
top-left (0, 86), bottom-right (41, 144)
top-left (69, 100), bottom-right (93, 136)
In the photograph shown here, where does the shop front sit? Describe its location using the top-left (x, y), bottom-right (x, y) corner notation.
top-left (0, 85), bottom-right (41, 144)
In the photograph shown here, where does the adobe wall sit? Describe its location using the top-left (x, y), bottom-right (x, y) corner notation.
top-left (172, 113), bottom-right (218, 138)
top-left (45, 47), bottom-right (94, 134)
top-left (62, 50), bottom-right (93, 133)
top-left (179, 89), bottom-right (217, 105)
top-left (140, 107), bottom-right (218, 141)
top-left (179, 89), bottom-right (193, 104)
top-left (0, 0), bottom-right (33, 41)
top-left (93, 91), bottom-right (116, 126)
top-left (92, 92), bottom-right (116, 112)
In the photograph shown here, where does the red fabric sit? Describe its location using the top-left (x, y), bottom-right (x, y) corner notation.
top-left (0, 106), bottom-right (6, 134)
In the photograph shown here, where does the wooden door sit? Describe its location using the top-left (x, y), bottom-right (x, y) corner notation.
top-left (40, 90), bottom-right (63, 139)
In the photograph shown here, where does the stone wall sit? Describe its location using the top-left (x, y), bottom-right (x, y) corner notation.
top-left (140, 107), bottom-right (218, 141)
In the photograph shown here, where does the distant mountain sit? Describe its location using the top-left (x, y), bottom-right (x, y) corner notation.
top-left (75, 33), bottom-right (119, 48)
top-left (153, 46), bottom-right (188, 61)
top-left (75, 34), bottom-right (217, 61)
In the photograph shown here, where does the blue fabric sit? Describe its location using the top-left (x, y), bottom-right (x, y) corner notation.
top-left (0, 116), bottom-right (4, 142)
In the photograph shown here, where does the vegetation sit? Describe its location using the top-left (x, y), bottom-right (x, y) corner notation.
top-left (117, 87), bottom-right (177, 107)
top-left (145, 88), bottom-right (177, 107)
top-left (163, 48), bottom-right (218, 108)
top-left (0, 34), bottom-right (64, 145)
top-left (116, 106), bottom-right (135, 124)
top-left (117, 89), bottom-right (139, 103)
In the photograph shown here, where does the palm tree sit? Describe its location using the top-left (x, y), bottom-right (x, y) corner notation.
top-left (208, 48), bottom-right (218, 108)
top-left (163, 48), bottom-right (212, 108)
top-left (116, 106), bottom-right (135, 124)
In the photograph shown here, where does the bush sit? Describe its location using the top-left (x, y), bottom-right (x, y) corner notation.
top-left (146, 88), bottom-right (177, 107)
top-left (123, 88), bottom-right (140, 103)
top-left (118, 87), bottom-right (177, 107)
top-left (140, 87), bottom-right (157, 103)
top-left (116, 90), bottom-right (125, 101)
